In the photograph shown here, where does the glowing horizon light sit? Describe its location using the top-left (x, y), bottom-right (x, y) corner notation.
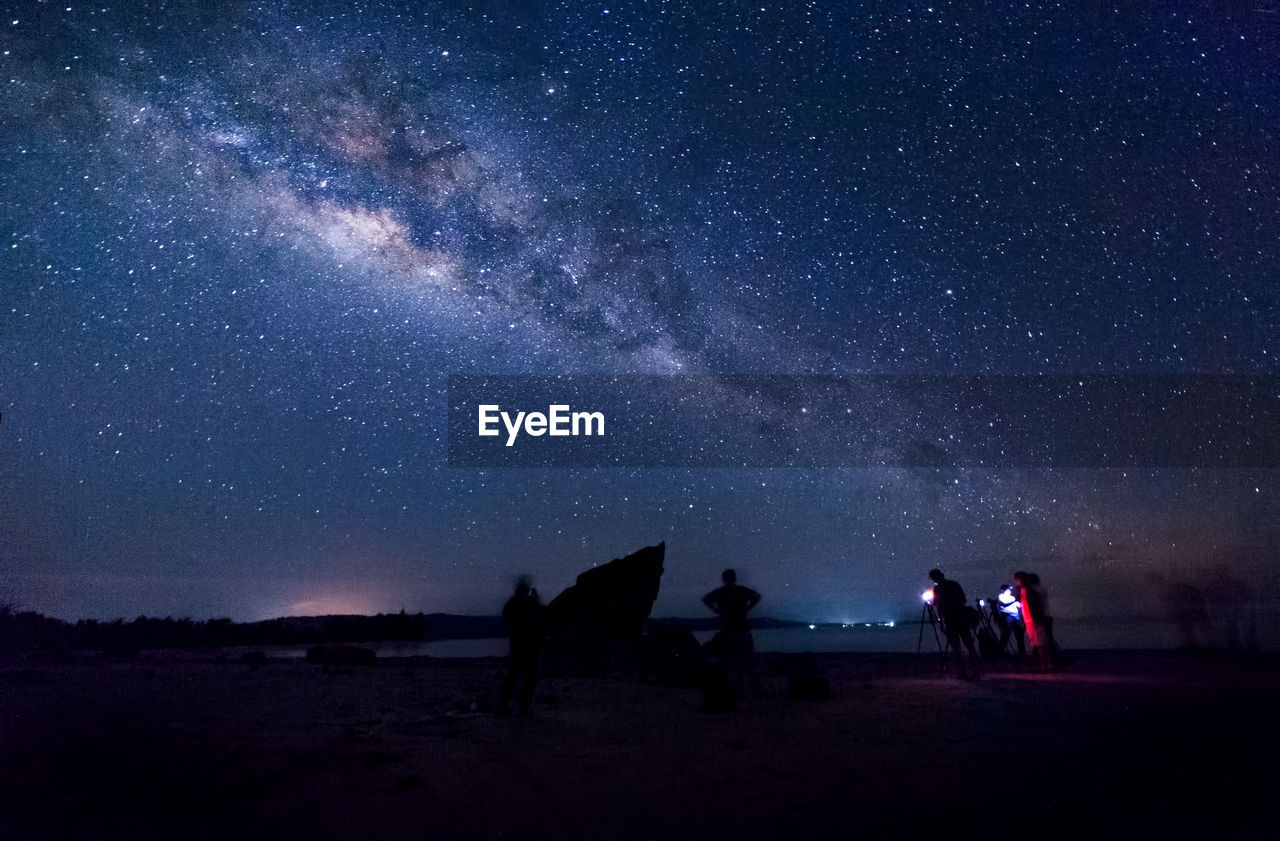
top-left (808, 624), bottom-right (816, 630)
top-left (283, 595), bottom-right (381, 617)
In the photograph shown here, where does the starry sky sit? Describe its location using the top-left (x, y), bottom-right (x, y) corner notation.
top-left (2, 1), bottom-right (1277, 627)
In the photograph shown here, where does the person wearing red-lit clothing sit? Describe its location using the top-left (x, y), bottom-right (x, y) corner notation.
top-left (1015, 570), bottom-right (1055, 671)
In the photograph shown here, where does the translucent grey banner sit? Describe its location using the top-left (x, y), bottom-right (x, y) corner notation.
top-left (447, 375), bottom-right (1280, 468)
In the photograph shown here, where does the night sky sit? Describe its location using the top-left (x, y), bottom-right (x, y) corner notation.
top-left (2, 1), bottom-right (1277, 627)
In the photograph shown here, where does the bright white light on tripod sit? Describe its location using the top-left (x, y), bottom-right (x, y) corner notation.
top-left (922, 588), bottom-right (935, 604)
top-left (808, 624), bottom-right (816, 630)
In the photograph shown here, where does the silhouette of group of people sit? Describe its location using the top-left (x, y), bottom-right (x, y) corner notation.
top-left (1156, 566), bottom-right (1259, 651)
top-left (498, 563), bottom-right (1069, 715)
top-left (927, 568), bottom-right (1062, 676)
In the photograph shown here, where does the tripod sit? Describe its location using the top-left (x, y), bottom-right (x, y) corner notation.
top-left (915, 601), bottom-right (948, 670)
top-left (974, 602), bottom-right (1006, 660)
top-left (917, 601), bottom-right (980, 677)
top-left (987, 602), bottom-right (1027, 660)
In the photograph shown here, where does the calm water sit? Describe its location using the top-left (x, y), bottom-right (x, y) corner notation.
top-left (270, 616), bottom-right (1276, 658)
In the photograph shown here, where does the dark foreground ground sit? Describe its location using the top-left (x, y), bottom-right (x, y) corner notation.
top-left (2, 649), bottom-right (1276, 841)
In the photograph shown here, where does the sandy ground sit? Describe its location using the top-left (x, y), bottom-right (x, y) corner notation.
top-left (2, 649), bottom-right (1276, 841)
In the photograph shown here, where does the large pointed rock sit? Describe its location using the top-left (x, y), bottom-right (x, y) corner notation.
top-left (543, 542), bottom-right (665, 673)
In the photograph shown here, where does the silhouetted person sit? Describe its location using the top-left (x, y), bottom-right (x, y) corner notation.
top-left (702, 569), bottom-right (761, 707)
top-left (928, 568), bottom-right (980, 678)
top-left (1015, 571), bottom-right (1057, 670)
top-left (498, 577), bottom-right (543, 715)
top-left (1203, 564), bottom-right (1259, 650)
top-left (994, 583), bottom-right (1027, 657)
top-left (1159, 575), bottom-right (1209, 650)
top-left (1028, 572), bottom-right (1063, 667)
top-left (703, 568), bottom-right (761, 634)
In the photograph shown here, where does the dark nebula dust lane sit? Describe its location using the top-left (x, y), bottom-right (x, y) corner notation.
top-left (1, 2), bottom-right (1277, 627)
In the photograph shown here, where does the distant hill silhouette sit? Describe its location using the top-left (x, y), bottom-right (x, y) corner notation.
top-left (652, 616), bottom-right (809, 632)
top-left (0, 608), bottom-right (430, 654)
top-left (0, 605), bottom-right (809, 655)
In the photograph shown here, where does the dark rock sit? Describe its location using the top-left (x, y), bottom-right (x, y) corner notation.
top-left (305, 643), bottom-right (376, 666)
top-left (639, 623), bottom-right (706, 687)
top-left (543, 542), bottom-right (665, 673)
